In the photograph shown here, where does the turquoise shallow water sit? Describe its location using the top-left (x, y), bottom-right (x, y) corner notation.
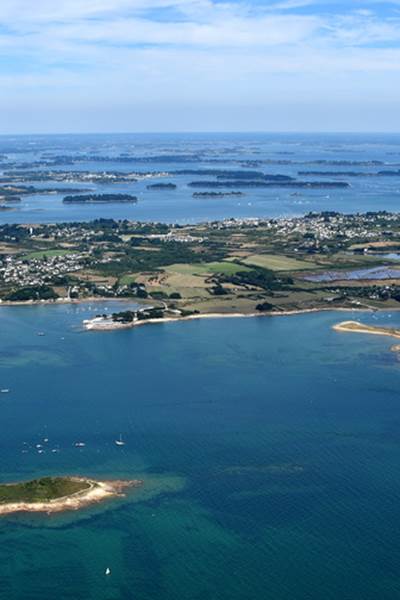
top-left (1, 305), bottom-right (400, 598)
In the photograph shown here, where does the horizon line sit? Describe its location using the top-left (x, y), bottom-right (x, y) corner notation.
top-left (2, 131), bottom-right (400, 137)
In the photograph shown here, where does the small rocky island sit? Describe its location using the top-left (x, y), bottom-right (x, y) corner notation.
top-left (63, 194), bottom-right (138, 204)
top-left (0, 476), bottom-right (142, 515)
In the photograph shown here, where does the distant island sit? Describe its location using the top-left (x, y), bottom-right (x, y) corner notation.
top-left (0, 476), bottom-right (142, 515)
top-left (0, 184), bottom-right (86, 199)
top-left (0, 195), bottom-right (21, 203)
top-left (146, 183), bottom-right (177, 190)
top-left (188, 180), bottom-right (350, 189)
top-left (63, 194), bottom-right (138, 204)
top-left (192, 191), bottom-right (244, 198)
top-left (298, 170), bottom-right (400, 178)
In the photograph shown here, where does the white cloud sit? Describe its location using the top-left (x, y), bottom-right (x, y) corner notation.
top-left (0, 0), bottom-right (400, 131)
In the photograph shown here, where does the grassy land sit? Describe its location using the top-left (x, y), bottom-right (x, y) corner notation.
top-left (119, 273), bottom-right (139, 285)
top-left (24, 249), bottom-right (73, 260)
top-left (0, 477), bottom-right (91, 504)
top-left (165, 262), bottom-right (251, 276)
top-left (241, 254), bottom-right (313, 271)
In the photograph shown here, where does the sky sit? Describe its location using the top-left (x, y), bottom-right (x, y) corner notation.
top-left (1, 0), bottom-right (400, 133)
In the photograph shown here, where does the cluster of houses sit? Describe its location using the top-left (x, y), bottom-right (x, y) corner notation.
top-left (215, 212), bottom-right (398, 245)
top-left (146, 231), bottom-right (206, 243)
top-left (275, 212), bottom-right (396, 243)
top-left (0, 253), bottom-right (86, 287)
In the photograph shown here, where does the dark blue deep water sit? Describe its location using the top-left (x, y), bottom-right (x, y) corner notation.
top-left (1, 305), bottom-right (400, 599)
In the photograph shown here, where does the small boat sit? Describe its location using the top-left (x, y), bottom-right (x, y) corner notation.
top-left (74, 442), bottom-right (86, 448)
top-left (115, 434), bottom-right (125, 447)
top-left (105, 568), bottom-right (111, 576)
top-left (0, 389), bottom-right (10, 394)
top-left (37, 332), bottom-right (45, 337)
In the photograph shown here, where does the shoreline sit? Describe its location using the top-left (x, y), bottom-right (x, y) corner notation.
top-left (1, 295), bottom-right (400, 329)
top-left (83, 306), bottom-right (392, 331)
top-left (0, 478), bottom-right (142, 516)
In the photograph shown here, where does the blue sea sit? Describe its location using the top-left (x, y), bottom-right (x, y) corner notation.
top-left (1, 306), bottom-right (400, 598)
top-left (2, 134), bottom-right (400, 599)
top-left (2, 132), bottom-right (400, 223)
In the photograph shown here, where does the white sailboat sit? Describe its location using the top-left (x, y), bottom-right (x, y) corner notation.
top-left (115, 434), bottom-right (125, 446)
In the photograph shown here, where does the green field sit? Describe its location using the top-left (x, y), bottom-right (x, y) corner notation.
top-left (166, 262), bottom-right (251, 276)
top-left (119, 273), bottom-right (138, 285)
top-left (0, 477), bottom-right (90, 504)
top-left (242, 254), bottom-right (313, 271)
top-left (25, 249), bottom-right (74, 260)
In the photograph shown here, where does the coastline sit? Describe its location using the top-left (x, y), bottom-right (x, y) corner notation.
top-left (0, 478), bottom-right (142, 516)
top-left (83, 306), bottom-right (389, 332)
top-left (1, 295), bottom-right (399, 330)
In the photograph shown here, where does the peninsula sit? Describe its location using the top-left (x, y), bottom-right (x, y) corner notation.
top-left (0, 476), bottom-right (142, 515)
top-left (333, 321), bottom-right (400, 340)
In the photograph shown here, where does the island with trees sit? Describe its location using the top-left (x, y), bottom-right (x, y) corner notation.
top-left (192, 191), bottom-right (244, 198)
top-left (146, 183), bottom-right (177, 190)
top-left (188, 179), bottom-right (350, 189)
top-left (63, 194), bottom-right (138, 204)
top-left (0, 476), bottom-right (142, 515)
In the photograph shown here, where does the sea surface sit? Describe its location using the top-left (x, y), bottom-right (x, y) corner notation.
top-left (2, 132), bottom-right (400, 223)
top-left (2, 134), bottom-right (400, 599)
top-left (1, 305), bottom-right (400, 599)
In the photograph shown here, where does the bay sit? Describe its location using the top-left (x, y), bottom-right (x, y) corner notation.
top-left (0, 305), bottom-right (400, 599)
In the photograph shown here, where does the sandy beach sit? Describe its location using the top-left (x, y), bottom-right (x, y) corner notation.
top-left (332, 320), bottom-right (400, 340)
